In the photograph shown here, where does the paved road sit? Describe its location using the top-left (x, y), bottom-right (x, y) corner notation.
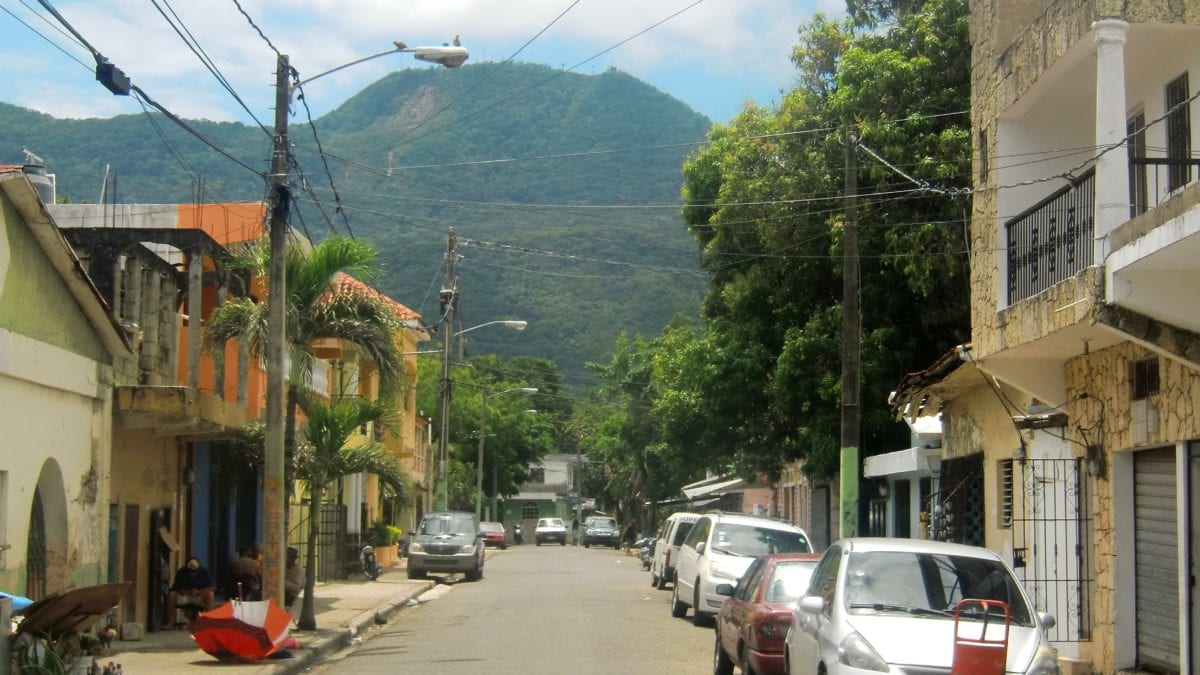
top-left (311, 543), bottom-right (716, 674)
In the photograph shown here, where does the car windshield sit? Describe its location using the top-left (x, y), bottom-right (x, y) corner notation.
top-left (538, 518), bottom-right (564, 528)
top-left (710, 523), bottom-right (810, 557)
top-left (588, 517), bottom-right (617, 529)
top-left (480, 522), bottom-right (504, 533)
top-left (843, 551), bottom-right (1033, 626)
top-left (763, 562), bottom-right (818, 602)
top-left (419, 515), bottom-right (475, 536)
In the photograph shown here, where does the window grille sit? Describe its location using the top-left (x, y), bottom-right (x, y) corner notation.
top-left (1132, 357), bottom-right (1160, 400)
top-left (1000, 459), bottom-right (1014, 528)
top-left (1166, 73), bottom-right (1191, 192)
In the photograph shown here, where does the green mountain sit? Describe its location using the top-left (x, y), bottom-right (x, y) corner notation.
top-left (0, 62), bottom-right (712, 380)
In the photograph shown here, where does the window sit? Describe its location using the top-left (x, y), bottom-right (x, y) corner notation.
top-left (683, 517), bottom-right (710, 549)
top-left (1132, 357), bottom-right (1161, 400)
top-left (528, 468), bottom-right (545, 484)
top-left (736, 559), bottom-right (765, 602)
top-left (1127, 110), bottom-right (1148, 217)
top-left (999, 459), bottom-right (1014, 528)
top-left (521, 503), bottom-right (539, 520)
top-left (1166, 73), bottom-right (1192, 192)
top-left (810, 546), bottom-right (842, 616)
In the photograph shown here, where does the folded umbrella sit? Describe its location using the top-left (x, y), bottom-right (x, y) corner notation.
top-left (190, 599), bottom-right (292, 662)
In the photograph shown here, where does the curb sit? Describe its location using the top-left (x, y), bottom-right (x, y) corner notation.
top-left (262, 579), bottom-right (435, 674)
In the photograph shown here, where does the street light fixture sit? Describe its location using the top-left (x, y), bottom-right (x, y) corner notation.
top-left (262, 39), bottom-right (467, 612)
top-left (434, 319), bottom-right (529, 512)
top-left (476, 387), bottom-right (538, 520)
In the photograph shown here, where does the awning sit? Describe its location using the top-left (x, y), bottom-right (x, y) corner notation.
top-left (680, 475), bottom-right (745, 500)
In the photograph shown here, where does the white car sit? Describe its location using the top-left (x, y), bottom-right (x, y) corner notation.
top-left (650, 511), bottom-right (700, 590)
top-left (534, 517), bottom-right (567, 545)
top-left (672, 512), bottom-right (812, 625)
top-left (785, 538), bottom-right (1061, 675)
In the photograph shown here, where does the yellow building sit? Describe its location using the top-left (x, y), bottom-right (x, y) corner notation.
top-left (963, 1), bottom-right (1200, 671)
top-left (0, 168), bottom-right (131, 600)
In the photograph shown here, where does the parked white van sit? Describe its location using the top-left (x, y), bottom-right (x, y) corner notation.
top-left (671, 512), bottom-right (811, 626)
top-left (649, 512), bottom-right (701, 590)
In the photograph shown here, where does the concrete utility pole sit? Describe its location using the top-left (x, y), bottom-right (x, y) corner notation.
top-left (839, 132), bottom-right (861, 539)
top-left (435, 229), bottom-right (458, 512)
top-left (262, 53), bottom-right (291, 606)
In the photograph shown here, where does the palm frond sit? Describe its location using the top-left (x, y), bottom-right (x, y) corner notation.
top-left (203, 298), bottom-right (267, 357)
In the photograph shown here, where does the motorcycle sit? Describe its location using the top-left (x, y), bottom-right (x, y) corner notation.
top-left (360, 544), bottom-right (380, 580)
top-left (635, 536), bottom-right (655, 571)
top-left (513, 523), bottom-right (523, 545)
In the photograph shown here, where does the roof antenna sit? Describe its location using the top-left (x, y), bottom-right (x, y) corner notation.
top-left (22, 148), bottom-right (44, 165)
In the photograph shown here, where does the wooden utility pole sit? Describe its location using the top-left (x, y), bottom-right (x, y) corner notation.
top-left (435, 228), bottom-right (458, 511)
top-left (840, 133), bottom-right (861, 538)
top-left (263, 53), bottom-right (291, 607)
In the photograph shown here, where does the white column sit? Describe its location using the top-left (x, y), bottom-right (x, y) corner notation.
top-left (1093, 18), bottom-right (1130, 264)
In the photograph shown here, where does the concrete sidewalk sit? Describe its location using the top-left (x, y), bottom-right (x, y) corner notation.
top-left (94, 564), bottom-right (433, 674)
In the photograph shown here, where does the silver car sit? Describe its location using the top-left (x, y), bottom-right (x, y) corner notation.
top-left (785, 538), bottom-right (1061, 675)
top-left (406, 511), bottom-right (486, 581)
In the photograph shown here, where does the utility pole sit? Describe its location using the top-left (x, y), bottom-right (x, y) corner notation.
top-left (840, 132), bottom-right (861, 539)
top-left (476, 385), bottom-right (488, 520)
top-left (263, 54), bottom-right (291, 606)
top-left (435, 229), bottom-right (458, 512)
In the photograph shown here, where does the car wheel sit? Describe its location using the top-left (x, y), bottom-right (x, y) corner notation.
top-left (650, 572), bottom-right (659, 588)
top-left (406, 567), bottom-right (426, 580)
top-left (584, 542), bottom-right (590, 548)
top-left (501, 544), bottom-right (507, 550)
top-left (560, 540), bottom-right (566, 546)
top-left (739, 644), bottom-right (756, 675)
top-left (713, 631), bottom-right (734, 675)
top-left (692, 583), bottom-right (709, 626)
top-left (670, 581), bottom-right (688, 618)
top-left (536, 540), bottom-right (542, 546)
top-left (465, 565), bottom-right (482, 582)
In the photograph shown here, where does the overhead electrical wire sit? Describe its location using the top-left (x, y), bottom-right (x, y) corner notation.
top-left (1, 1), bottom-right (89, 68)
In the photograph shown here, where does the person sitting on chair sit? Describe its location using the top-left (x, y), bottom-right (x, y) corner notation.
top-left (230, 545), bottom-right (263, 601)
top-left (164, 556), bottom-right (214, 628)
top-left (284, 547), bottom-right (305, 610)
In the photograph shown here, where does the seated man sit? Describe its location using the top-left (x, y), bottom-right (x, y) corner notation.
top-left (230, 545), bottom-right (263, 601)
top-left (164, 556), bottom-right (215, 628)
top-left (284, 546), bottom-right (305, 610)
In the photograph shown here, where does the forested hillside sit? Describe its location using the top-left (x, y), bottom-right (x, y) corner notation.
top-left (0, 62), bottom-right (712, 379)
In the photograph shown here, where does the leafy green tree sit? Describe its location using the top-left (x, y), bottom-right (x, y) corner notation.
top-left (293, 393), bottom-right (404, 631)
top-left (668, 0), bottom-right (970, 482)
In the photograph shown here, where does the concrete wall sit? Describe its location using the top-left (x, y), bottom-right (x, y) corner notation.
top-left (0, 189), bottom-right (114, 596)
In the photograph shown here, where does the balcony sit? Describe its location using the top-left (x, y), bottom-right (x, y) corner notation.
top-left (1006, 169), bottom-right (1094, 304)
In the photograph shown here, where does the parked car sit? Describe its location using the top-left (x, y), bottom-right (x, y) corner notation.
top-left (479, 521), bottom-right (507, 549)
top-left (405, 511), bottom-right (486, 581)
top-left (650, 511), bottom-right (701, 590)
top-left (582, 515), bottom-right (620, 548)
top-left (535, 517), bottom-right (567, 545)
top-left (784, 538), bottom-right (1061, 675)
top-left (714, 552), bottom-right (822, 675)
top-left (672, 512), bottom-right (811, 626)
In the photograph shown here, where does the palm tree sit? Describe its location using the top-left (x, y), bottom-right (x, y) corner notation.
top-left (293, 392), bottom-right (405, 630)
top-left (204, 234), bottom-right (403, 483)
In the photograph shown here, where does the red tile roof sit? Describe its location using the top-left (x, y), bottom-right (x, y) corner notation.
top-left (328, 272), bottom-right (421, 321)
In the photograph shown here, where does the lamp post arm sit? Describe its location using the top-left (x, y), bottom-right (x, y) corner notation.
top-left (294, 47), bottom-right (402, 89)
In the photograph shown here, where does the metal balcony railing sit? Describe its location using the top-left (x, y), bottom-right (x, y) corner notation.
top-left (1006, 168), bottom-right (1095, 304)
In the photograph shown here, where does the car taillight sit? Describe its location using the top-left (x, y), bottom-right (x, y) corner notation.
top-left (758, 620), bottom-right (789, 640)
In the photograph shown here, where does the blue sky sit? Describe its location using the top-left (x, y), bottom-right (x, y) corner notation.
top-left (0, 0), bottom-right (841, 126)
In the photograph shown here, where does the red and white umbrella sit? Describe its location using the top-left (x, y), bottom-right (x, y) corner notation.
top-left (190, 599), bottom-right (292, 662)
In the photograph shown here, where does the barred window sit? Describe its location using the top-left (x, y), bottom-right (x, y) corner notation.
top-left (999, 459), bottom-right (1014, 529)
top-left (1132, 357), bottom-right (1160, 400)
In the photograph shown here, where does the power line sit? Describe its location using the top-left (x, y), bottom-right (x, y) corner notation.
top-left (0, 1), bottom-right (89, 69)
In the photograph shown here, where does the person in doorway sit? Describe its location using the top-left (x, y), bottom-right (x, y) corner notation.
top-left (284, 547), bottom-right (304, 611)
top-left (164, 556), bottom-right (215, 628)
top-left (230, 545), bottom-right (262, 601)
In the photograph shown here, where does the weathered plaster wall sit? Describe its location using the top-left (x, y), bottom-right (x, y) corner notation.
top-left (941, 376), bottom-right (1029, 551)
top-left (109, 428), bottom-right (185, 624)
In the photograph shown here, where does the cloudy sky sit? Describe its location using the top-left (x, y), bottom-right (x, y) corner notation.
top-left (1, 0), bottom-right (841, 125)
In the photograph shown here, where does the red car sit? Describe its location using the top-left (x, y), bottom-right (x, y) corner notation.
top-left (713, 552), bottom-right (822, 675)
top-left (479, 521), bottom-right (507, 549)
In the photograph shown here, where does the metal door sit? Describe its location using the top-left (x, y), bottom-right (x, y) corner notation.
top-left (1135, 447), bottom-right (1179, 671)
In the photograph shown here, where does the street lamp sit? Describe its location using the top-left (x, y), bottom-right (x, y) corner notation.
top-left (476, 388), bottom-right (538, 520)
top-left (262, 39), bottom-right (467, 612)
top-left (435, 319), bottom-right (528, 512)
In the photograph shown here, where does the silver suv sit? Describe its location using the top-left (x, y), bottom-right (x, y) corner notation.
top-left (406, 511), bottom-right (486, 581)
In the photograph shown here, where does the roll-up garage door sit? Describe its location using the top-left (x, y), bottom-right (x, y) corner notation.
top-left (1135, 447), bottom-right (1179, 671)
